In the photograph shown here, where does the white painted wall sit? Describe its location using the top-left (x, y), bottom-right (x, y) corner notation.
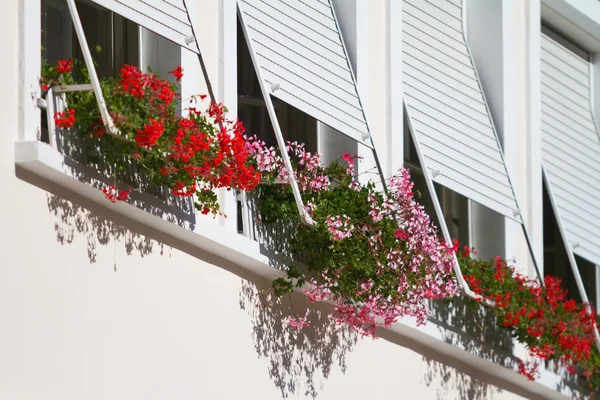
top-left (0, 0), bottom-right (579, 398)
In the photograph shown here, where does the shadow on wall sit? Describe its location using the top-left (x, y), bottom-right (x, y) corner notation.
top-left (422, 357), bottom-right (503, 400)
top-left (55, 129), bottom-right (198, 229)
top-left (35, 126), bottom-right (201, 264)
top-left (46, 193), bottom-right (169, 265)
top-left (424, 297), bottom-right (515, 400)
top-left (427, 297), bottom-right (588, 398)
top-left (239, 281), bottom-right (357, 399)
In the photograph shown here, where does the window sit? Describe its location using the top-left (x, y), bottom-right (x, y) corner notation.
top-left (41, 0), bottom-right (140, 77)
top-left (404, 124), bottom-right (470, 247)
top-left (543, 184), bottom-right (599, 310)
top-left (236, 21), bottom-right (317, 153)
top-left (540, 26), bottom-right (600, 312)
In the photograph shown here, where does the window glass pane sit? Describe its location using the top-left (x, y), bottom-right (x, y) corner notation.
top-left (42, 0), bottom-right (73, 63)
top-left (42, 0), bottom-right (139, 77)
top-left (543, 183), bottom-right (597, 307)
top-left (404, 131), bottom-right (469, 245)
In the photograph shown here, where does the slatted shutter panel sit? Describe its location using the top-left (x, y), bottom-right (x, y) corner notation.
top-left (237, 0), bottom-right (372, 148)
top-left (88, 0), bottom-right (197, 52)
top-left (541, 32), bottom-right (600, 265)
top-left (402, 0), bottom-right (519, 219)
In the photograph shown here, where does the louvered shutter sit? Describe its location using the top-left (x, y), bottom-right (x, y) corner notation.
top-left (402, 0), bottom-right (519, 220)
top-left (88, 0), bottom-right (197, 53)
top-left (237, 0), bottom-right (373, 148)
top-left (541, 33), bottom-right (600, 265)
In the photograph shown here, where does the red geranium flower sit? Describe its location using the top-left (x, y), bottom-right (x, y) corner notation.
top-left (54, 109), bottom-right (76, 129)
top-left (169, 66), bottom-right (184, 82)
top-left (56, 59), bottom-right (73, 73)
top-left (135, 119), bottom-right (164, 149)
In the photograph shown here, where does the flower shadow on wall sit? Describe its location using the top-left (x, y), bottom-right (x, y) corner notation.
top-left (41, 108), bottom-right (198, 264)
top-left (46, 193), bottom-right (169, 264)
top-left (423, 297), bottom-right (515, 400)
top-left (239, 281), bottom-right (357, 399)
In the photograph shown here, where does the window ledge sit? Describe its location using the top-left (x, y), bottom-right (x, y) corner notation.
top-left (15, 140), bottom-right (574, 400)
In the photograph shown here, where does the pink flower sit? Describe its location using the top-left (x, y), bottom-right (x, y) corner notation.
top-left (287, 310), bottom-right (310, 331)
top-left (326, 215), bottom-right (354, 241)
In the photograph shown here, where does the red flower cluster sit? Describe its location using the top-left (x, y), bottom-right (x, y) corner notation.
top-left (170, 66), bottom-right (184, 82)
top-left (43, 59), bottom-right (260, 218)
top-left (54, 109), bottom-right (76, 129)
top-left (102, 185), bottom-right (132, 203)
top-left (394, 228), bottom-right (409, 240)
top-left (518, 360), bottom-right (539, 381)
top-left (458, 248), bottom-right (599, 385)
top-left (119, 65), bottom-right (176, 108)
top-left (56, 59), bottom-right (72, 73)
top-left (112, 65), bottom-right (259, 213)
top-left (135, 118), bottom-right (165, 149)
top-left (159, 111), bottom-right (259, 199)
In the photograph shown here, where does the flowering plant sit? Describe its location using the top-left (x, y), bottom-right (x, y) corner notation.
top-left (41, 59), bottom-right (259, 214)
top-left (458, 248), bottom-right (600, 387)
top-left (246, 138), bottom-right (459, 337)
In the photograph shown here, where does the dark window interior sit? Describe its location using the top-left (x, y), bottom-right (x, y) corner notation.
top-left (544, 184), bottom-right (597, 308)
top-left (403, 127), bottom-right (470, 246)
top-left (41, 0), bottom-right (139, 77)
top-left (236, 20), bottom-right (317, 153)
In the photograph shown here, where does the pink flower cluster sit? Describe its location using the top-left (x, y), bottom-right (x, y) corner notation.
top-left (245, 137), bottom-right (330, 193)
top-left (326, 215), bottom-right (354, 241)
top-left (287, 309), bottom-right (311, 331)
top-left (332, 170), bottom-right (458, 335)
top-left (252, 138), bottom-right (459, 337)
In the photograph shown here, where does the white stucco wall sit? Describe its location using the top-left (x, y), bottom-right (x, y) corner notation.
top-left (0, 0), bottom-right (568, 399)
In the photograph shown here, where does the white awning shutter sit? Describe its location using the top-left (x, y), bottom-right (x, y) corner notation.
top-left (541, 32), bottom-right (600, 265)
top-left (87, 0), bottom-right (198, 53)
top-left (402, 0), bottom-right (520, 220)
top-left (237, 0), bottom-right (373, 148)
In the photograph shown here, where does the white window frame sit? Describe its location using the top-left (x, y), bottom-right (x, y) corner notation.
top-left (539, 19), bottom-right (600, 344)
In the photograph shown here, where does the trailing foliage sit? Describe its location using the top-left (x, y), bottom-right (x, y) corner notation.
top-left (459, 247), bottom-right (599, 388)
top-left (246, 137), bottom-right (459, 337)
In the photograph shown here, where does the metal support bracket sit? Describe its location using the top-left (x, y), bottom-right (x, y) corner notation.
top-left (543, 171), bottom-right (600, 350)
top-left (237, 4), bottom-right (315, 227)
top-left (38, 84), bottom-right (125, 149)
top-left (406, 102), bottom-right (600, 351)
top-left (65, 0), bottom-right (120, 138)
top-left (404, 104), bottom-right (490, 305)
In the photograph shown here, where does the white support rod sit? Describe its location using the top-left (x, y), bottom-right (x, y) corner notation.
top-left (404, 104), bottom-right (492, 306)
top-left (237, 4), bottom-right (315, 226)
top-left (518, 215), bottom-right (544, 283)
top-left (542, 171), bottom-right (600, 351)
top-left (238, 190), bottom-right (252, 238)
top-left (46, 88), bottom-right (57, 149)
top-left (53, 84), bottom-right (94, 93)
top-left (65, 0), bottom-right (119, 137)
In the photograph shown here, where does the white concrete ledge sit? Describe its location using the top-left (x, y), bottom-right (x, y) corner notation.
top-left (15, 140), bottom-right (575, 400)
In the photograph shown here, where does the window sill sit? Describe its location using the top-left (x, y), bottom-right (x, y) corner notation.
top-left (14, 139), bottom-right (574, 400)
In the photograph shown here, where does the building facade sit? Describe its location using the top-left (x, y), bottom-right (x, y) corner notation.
top-left (1, 0), bottom-right (599, 398)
